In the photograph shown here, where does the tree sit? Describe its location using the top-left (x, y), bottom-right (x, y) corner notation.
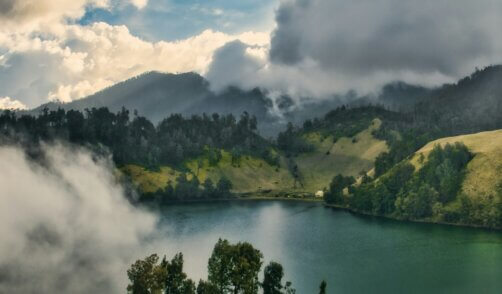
top-left (165, 253), bottom-right (195, 294)
top-left (208, 239), bottom-right (233, 294)
top-left (203, 178), bottom-right (216, 198)
top-left (325, 174), bottom-right (355, 204)
top-left (127, 254), bottom-right (163, 294)
top-left (230, 242), bottom-right (263, 294)
top-left (197, 280), bottom-right (218, 294)
top-left (216, 177), bottom-right (233, 198)
top-left (284, 282), bottom-right (296, 294)
top-left (262, 262), bottom-right (284, 294)
top-left (319, 280), bottom-right (327, 294)
top-left (208, 239), bottom-right (263, 294)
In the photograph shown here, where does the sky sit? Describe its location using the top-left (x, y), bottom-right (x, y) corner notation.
top-left (0, 0), bottom-right (502, 109)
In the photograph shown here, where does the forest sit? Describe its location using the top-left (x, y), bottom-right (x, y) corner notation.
top-left (127, 239), bottom-right (327, 294)
top-left (325, 143), bottom-right (501, 229)
top-left (0, 107), bottom-right (278, 169)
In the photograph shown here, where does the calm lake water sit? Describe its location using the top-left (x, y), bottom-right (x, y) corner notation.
top-left (156, 200), bottom-right (502, 294)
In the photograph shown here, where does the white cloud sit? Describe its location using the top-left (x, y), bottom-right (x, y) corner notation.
top-left (0, 17), bottom-right (269, 107)
top-left (0, 144), bottom-right (159, 293)
top-left (129, 0), bottom-right (149, 9)
top-left (0, 96), bottom-right (27, 110)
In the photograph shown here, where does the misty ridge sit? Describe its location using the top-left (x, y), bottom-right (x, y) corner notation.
top-left (0, 142), bottom-right (165, 294)
top-left (24, 64), bottom-right (502, 138)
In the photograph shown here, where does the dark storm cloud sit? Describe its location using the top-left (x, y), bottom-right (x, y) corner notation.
top-left (207, 0), bottom-right (502, 99)
top-left (270, 0), bottom-right (502, 77)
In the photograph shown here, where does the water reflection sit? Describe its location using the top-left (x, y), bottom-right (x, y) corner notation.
top-left (154, 200), bottom-right (502, 294)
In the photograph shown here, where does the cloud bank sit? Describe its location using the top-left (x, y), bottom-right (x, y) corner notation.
top-left (0, 97), bottom-right (27, 110)
top-left (0, 0), bottom-right (269, 107)
top-left (0, 144), bottom-right (158, 293)
top-left (2, 0), bottom-right (502, 108)
top-left (207, 0), bottom-right (502, 98)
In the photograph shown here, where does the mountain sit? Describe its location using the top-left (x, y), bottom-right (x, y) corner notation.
top-left (416, 65), bottom-right (502, 134)
top-left (26, 71), bottom-right (437, 136)
top-left (26, 65), bottom-right (502, 138)
top-left (29, 72), bottom-right (287, 135)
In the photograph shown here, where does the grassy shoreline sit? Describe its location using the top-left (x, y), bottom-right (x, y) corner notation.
top-left (323, 203), bottom-right (502, 231)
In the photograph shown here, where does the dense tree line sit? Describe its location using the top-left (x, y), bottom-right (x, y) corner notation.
top-left (326, 143), bottom-right (501, 229)
top-left (277, 106), bottom-right (399, 156)
top-left (127, 239), bottom-right (327, 294)
top-left (0, 107), bottom-right (279, 168)
top-left (142, 174), bottom-right (234, 203)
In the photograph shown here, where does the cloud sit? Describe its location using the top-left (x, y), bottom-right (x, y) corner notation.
top-left (209, 0), bottom-right (502, 99)
top-left (129, 0), bottom-right (148, 9)
top-left (0, 97), bottom-right (27, 110)
top-left (0, 0), bottom-right (108, 33)
top-left (0, 143), bottom-right (159, 293)
top-left (268, 0), bottom-right (502, 90)
top-left (0, 18), bottom-right (269, 107)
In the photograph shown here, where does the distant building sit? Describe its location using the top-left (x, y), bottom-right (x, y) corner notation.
top-left (315, 190), bottom-right (324, 198)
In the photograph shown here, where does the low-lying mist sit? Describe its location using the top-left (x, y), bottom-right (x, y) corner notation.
top-left (0, 144), bottom-right (160, 293)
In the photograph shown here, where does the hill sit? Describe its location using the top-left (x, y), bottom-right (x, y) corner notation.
top-left (124, 116), bottom-right (390, 197)
top-left (411, 130), bottom-right (502, 205)
top-left (26, 70), bottom-right (449, 137)
top-left (29, 72), bottom-right (283, 135)
top-left (294, 118), bottom-right (388, 192)
top-left (333, 130), bottom-right (502, 229)
top-left (123, 150), bottom-right (296, 195)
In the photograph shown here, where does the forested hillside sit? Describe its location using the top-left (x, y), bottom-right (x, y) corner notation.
top-left (2, 66), bottom-right (502, 228)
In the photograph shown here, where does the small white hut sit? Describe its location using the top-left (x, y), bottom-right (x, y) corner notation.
top-left (315, 190), bottom-right (324, 198)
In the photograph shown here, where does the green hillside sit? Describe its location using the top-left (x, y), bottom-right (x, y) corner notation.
top-left (338, 129), bottom-right (502, 229)
top-left (411, 130), bottom-right (502, 213)
top-left (122, 119), bottom-right (389, 197)
top-left (295, 118), bottom-right (388, 192)
top-left (121, 150), bottom-right (296, 195)
top-left (184, 150), bottom-right (295, 194)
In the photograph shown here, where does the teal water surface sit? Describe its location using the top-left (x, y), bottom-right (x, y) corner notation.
top-left (156, 200), bottom-right (502, 294)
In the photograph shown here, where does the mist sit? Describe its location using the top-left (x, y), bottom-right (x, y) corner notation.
top-left (0, 143), bottom-right (160, 293)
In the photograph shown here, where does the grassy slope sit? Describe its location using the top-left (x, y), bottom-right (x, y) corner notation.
top-left (121, 150), bottom-right (295, 194)
top-left (295, 118), bottom-right (388, 192)
top-left (184, 150), bottom-right (295, 193)
top-left (121, 165), bottom-right (182, 193)
top-left (121, 119), bottom-right (389, 196)
top-left (409, 129), bottom-right (502, 205)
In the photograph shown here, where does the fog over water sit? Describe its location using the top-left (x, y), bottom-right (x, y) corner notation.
top-left (0, 144), bottom-right (163, 293)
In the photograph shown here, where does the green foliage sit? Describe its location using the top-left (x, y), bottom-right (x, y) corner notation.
top-left (208, 239), bottom-right (263, 294)
top-left (319, 280), bottom-right (327, 294)
top-left (127, 253), bottom-right (195, 294)
top-left (127, 240), bottom-right (301, 294)
top-left (347, 143), bottom-right (479, 226)
top-left (262, 262), bottom-right (284, 294)
top-left (277, 122), bottom-right (314, 155)
top-left (144, 174), bottom-right (235, 203)
top-left (196, 280), bottom-right (218, 294)
top-left (324, 174), bottom-right (355, 205)
top-left (127, 254), bottom-right (164, 294)
top-left (0, 108), bottom-right (276, 168)
top-left (277, 106), bottom-right (397, 156)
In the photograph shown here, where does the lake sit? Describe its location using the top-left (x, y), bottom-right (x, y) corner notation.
top-left (155, 200), bottom-right (502, 294)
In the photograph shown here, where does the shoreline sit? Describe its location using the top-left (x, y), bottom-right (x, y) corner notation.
top-left (145, 194), bottom-right (500, 231)
top-left (323, 203), bottom-right (502, 232)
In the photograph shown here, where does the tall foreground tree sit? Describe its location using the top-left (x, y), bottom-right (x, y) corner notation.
top-left (127, 253), bottom-right (195, 294)
top-left (208, 239), bottom-right (263, 294)
top-left (127, 239), bottom-right (311, 294)
top-left (262, 262), bottom-right (284, 294)
top-left (319, 280), bottom-right (327, 294)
